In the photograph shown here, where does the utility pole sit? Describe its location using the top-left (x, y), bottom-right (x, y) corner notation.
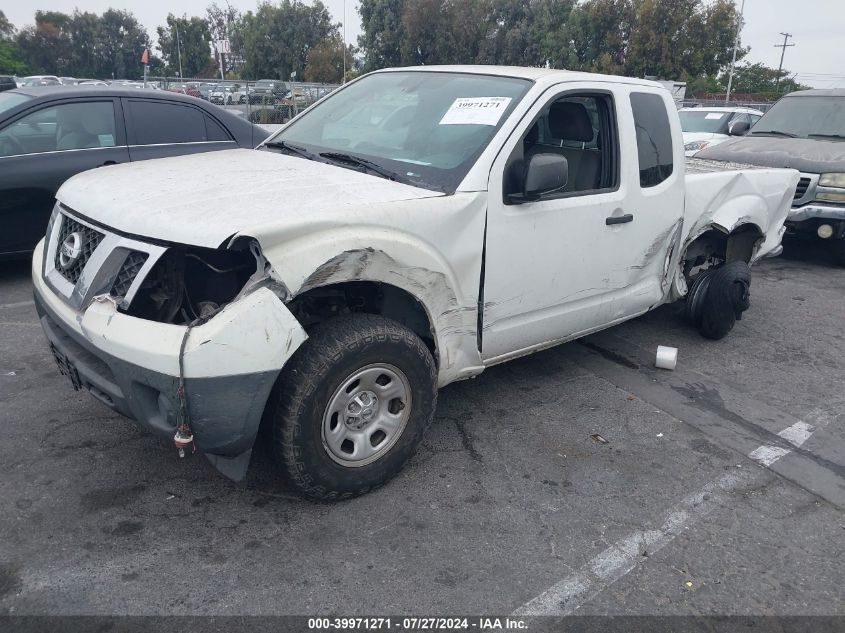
top-left (774, 32), bottom-right (795, 93)
top-left (725, 0), bottom-right (746, 103)
top-left (175, 21), bottom-right (183, 80)
top-left (342, 0), bottom-right (347, 84)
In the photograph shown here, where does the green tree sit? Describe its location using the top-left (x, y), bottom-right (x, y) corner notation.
top-left (566, 0), bottom-right (633, 73)
top-left (67, 11), bottom-right (102, 78)
top-left (625, 0), bottom-right (740, 79)
top-left (720, 62), bottom-right (809, 97)
top-left (232, 1), bottom-right (338, 80)
top-left (529, 0), bottom-right (578, 68)
top-left (304, 36), bottom-right (356, 83)
top-left (358, 0), bottom-right (406, 71)
top-left (157, 14), bottom-right (212, 77)
top-left (206, 3), bottom-right (240, 75)
top-left (684, 72), bottom-right (723, 97)
top-left (0, 10), bottom-right (29, 75)
top-left (14, 9), bottom-right (151, 79)
top-left (96, 9), bottom-right (152, 79)
top-left (16, 11), bottom-right (74, 75)
top-left (0, 10), bottom-right (14, 39)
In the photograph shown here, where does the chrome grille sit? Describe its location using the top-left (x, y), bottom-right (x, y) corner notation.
top-left (794, 177), bottom-right (811, 201)
top-left (111, 251), bottom-right (149, 298)
top-left (54, 215), bottom-right (105, 284)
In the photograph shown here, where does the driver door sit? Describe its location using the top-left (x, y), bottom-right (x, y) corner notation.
top-left (481, 84), bottom-right (683, 362)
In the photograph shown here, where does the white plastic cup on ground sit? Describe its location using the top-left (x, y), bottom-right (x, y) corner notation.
top-left (655, 345), bottom-right (678, 370)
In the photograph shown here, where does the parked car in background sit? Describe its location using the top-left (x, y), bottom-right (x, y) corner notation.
top-left (0, 86), bottom-right (270, 258)
top-left (22, 76), bottom-right (61, 87)
top-left (249, 79), bottom-right (289, 104)
top-left (28, 66), bottom-right (798, 498)
top-left (78, 80), bottom-right (109, 86)
top-left (697, 89), bottom-right (845, 264)
top-left (198, 83), bottom-right (218, 100)
top-left (680, 106), bottom-right (763, 156)
top-left (0, 76), bottom-right (16, 92)
top-left (210, 84), bottom-right (246, 105)
top-left (168, 84), bottom-right (202, 98)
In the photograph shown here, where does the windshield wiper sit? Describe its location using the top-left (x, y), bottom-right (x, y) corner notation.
top-left (808, 133), bottom-right (845, 141)
top-left (319, 151), bottom-right (411, 184)
top-left (750, 129), bottom-right (798, 138)
top-left (264, 140), bottom-right (320, 161)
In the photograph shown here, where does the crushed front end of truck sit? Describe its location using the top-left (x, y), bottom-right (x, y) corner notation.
top-left (33, 204), bottom-right (307, 480)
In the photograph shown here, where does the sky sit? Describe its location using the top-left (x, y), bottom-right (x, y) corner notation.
top-left (3, 0), bottom-right (844, 88)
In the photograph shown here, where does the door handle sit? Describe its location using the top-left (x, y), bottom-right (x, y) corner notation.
top-left (606, 213), bottom-right (634, 226)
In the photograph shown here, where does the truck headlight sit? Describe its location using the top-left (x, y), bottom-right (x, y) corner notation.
top-left (684, 141), bottom-right (710, 152)
top-left (819, 173), bottom-right (845, 188)
top-left (816, 191), bottom-right (845, 203)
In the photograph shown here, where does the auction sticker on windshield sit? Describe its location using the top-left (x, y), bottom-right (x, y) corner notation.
top-left (439, 97), bottom-right (513, 126)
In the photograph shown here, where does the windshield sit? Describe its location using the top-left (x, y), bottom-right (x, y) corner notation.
top-left (679, 110), bottom-right (732, 134)
top-left (752, 95), bottom-right (845, 139)
top-left (0, 92), bottom-right (32, 117)
top-left (265, 71), bottom-right (531, 193)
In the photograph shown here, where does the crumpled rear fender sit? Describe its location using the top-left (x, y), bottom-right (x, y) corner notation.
top-left (682, 168), bottom-right (800, 259)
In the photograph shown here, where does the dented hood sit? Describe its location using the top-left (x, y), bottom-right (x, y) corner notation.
top-left (56, 149), bottom-right (443, 248)
top-left (696, 136), bottom-right (845, 174)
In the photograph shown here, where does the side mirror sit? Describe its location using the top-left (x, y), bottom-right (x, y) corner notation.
top-left (728, 120), bottom-right (751, 136)
top-left (508, 153), bottom-right (568, 203)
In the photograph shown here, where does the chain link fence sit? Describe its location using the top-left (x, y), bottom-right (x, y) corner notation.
top-left (145, 77), bottom-right (341, 125)
top-left (679, 98), bottom-right (776, 113)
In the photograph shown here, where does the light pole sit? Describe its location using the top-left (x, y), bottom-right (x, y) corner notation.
top-left (342, 0), bottom-right (347, 84)
top-left (725, 0), bottom-right (746, 103)
top-left (174, 21), bottom-right (183, 80)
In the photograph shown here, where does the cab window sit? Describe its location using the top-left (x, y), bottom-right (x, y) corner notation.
top-left (630, 92), bottom-right (674, 188)
top-left (505, 93), bottom-right (619, 200)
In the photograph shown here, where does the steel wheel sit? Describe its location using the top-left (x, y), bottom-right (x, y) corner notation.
top-left (321, 363), bottom-right (411, 467)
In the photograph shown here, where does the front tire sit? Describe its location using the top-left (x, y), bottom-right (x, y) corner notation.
top-left (268, 314), bottom-right (437, 500)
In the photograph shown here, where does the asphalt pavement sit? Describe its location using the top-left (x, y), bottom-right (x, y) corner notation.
top-left (1, 239), bottom-right (843, 620)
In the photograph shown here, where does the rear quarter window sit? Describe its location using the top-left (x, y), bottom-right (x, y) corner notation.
top-left (127, 100), bottom-right (207, 145)
top-left (630, 92), bottom-right (674, 188)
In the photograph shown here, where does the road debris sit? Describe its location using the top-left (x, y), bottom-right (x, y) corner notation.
top-left (590, 434), bottom-right (609, 444)
top-left (655, 345), bottom-right (678, 370)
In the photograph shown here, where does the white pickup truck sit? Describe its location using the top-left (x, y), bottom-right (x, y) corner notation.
top-left (32, 66), bottom-right (799, 499)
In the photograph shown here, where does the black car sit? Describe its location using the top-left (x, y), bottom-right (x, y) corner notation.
top-left (0, 76), bottom-right (16, 92)
top-left (0, 86), bottom-right (270, 258)
top-left (248, 80), bottom-right (290, 104)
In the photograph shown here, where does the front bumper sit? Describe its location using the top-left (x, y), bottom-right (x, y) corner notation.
top-left (32, 239), bottom-right (308, 480)
top-left (787, 203), bottom-right (845, 223)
